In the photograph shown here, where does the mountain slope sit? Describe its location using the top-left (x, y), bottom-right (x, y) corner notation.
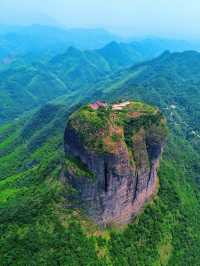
top-left (96, 38), bottom-right (197, 71)
top-left (0, 41), bottom-right (165, 124)
top-left (1, 41), bottom-right (145, 124)
top-left (1, 50), bottom-right (200, 264)
top-left (0, 25), bottom-right (197, 62)
top-left (91, 51), bottom-right (200, 153)
top-left (0, 99), bottom-right (200, 265)
top-left (97, 41), bottom-right (146, 70)
top-left (1, 38), bottom-right (200, 125)
top-left (0, 47), bottom-right (111, 124)
top-left (0, 62), bottom-right (69, 123)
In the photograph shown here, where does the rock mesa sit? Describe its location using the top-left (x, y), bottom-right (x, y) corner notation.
top-left (63, 101), bottom-right (167, 226)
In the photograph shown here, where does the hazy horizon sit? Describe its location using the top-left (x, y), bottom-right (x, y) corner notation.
top-left (1, 0), bottom-right (200, 40)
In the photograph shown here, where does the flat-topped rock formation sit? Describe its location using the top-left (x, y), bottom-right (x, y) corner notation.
top-left (62, 101), bottom-right (167, 226)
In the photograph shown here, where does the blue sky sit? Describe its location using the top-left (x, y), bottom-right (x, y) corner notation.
top-left (1, 0), bottom-right (200, 38)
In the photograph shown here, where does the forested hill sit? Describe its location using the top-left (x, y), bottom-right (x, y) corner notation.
top-left (1, 47), bottom-right (200, 264)
top-left (91, 50), bottom-right (200, 152)
top-left (0, 24), bottom-right (196, 60)
top-left (0, 41), bottom-right (139, 124)
top-left (0, 39), bottom-right (188, 124)
top-left (1, 41), bottom-right (200, 126)
top-left (0, 24), bottom-right (199, 125)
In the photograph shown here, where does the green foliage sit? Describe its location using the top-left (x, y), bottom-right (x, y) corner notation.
top-left (1, 36), bottom-right (192, 125)
top-left (0, 38), bottom-right (156, 125)
top-left (69, 106), bottom-right (110, 151)
top-left (68, 101), bottom-right (165, 157)
top-left (0, 100), bottom-right (200, 265)
top-left (1, 49), bottom-right (200, 265)
top-left (64, 155), bottom-right (95, 181)
top-left (97, 51), bottom-right (200, 144)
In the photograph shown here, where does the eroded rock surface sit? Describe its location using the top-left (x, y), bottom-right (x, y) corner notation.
top-left (62, 101), bottom-right (167, 226)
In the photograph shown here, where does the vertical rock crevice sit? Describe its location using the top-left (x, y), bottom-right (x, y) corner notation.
top-left (104, 162), bottom-right (109, 192)
top-left (133, 171), bottom-right (139, 201)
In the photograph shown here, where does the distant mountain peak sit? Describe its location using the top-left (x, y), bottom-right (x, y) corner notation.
top-left (66, 46), bottom-right (82, 54)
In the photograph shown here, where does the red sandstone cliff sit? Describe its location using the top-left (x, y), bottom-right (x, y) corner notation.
top-left (62, 101), bottom-right (167, 226)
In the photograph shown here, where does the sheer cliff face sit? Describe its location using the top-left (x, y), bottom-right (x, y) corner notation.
top-left (63, 102), bottom-right (167, 226)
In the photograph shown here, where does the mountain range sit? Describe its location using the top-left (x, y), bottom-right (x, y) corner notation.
top-left (1, 30), bottom-right (200, 265)
top-left (1, 32), bottom-right (200, 125)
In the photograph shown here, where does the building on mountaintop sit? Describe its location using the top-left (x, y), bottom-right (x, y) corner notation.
top-left (90, 101), bottom-right (107, 110)
top-left (112, 101), bottom-right (130, 110)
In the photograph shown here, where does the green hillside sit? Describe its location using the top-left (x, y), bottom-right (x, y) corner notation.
top-left (1, 50), bottom-right (200, 265)
top-left (1, 33), bottom-right (198, 125)
top-left (0, 99), bottom-right (200, 265)
top-left (0, 41), bottom-right (148, 124)
top-left (0, 62), bottom-right (69, 123)
top-left (92, 51), bottom-right (200, 152)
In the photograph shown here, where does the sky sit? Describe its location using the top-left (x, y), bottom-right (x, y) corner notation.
top-left (1, 0), bottom-right (200, 38)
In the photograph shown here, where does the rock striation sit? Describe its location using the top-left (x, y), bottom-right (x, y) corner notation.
top-left (63, 101), bottom-right (167, 226)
